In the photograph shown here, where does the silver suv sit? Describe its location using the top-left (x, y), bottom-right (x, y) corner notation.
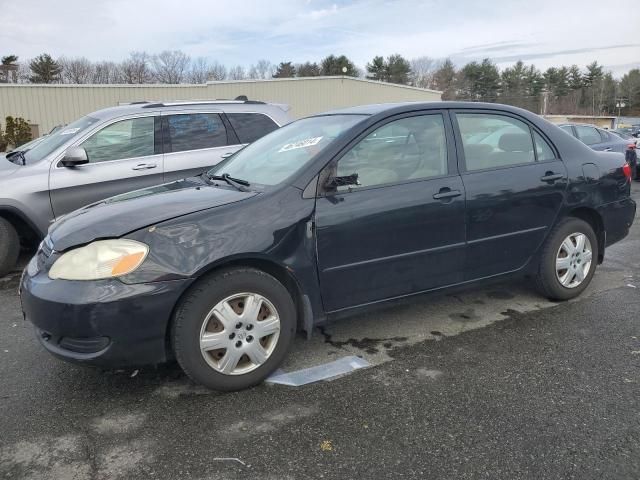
top-left (0, 99), bottom-right (292, 275)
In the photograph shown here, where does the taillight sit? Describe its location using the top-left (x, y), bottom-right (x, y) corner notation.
top-left (627, 143), bottom-right (636, 150)
top-left (623, 163), bottom-right (632, 182)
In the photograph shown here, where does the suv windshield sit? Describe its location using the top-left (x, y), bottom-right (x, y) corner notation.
top-left (208, 114), bottom-right (366, 186)
top-left (22, 116), bottom-right (100, 164)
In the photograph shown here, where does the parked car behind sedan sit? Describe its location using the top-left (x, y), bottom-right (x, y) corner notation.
top-left (610, 129), bottom-right (639, 179)
top-left (559, 123), bottom-right (631, 153)
top-left (0, 99), bottom-right (291, 276)
top-left (21, 102), bottom-right (635, 391)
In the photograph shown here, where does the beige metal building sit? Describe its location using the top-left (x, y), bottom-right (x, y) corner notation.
top-left (0, 77), bottom-right (442, 136)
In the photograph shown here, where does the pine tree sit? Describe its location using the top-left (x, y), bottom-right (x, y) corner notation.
top-left (433, 59), bottom-right (457, 100)
top-left (296, 62), bottom-right (321, 77)
top-left (366, 56), bottom-right (386, 81)
top-left (386, 54), bottom-right (411, 84)
top-left (273, 62), bottom-right (296, 78)
top-left (320, 55), bottom-right (358, 76)
top-left (29, 54), bottom-right (61, 83)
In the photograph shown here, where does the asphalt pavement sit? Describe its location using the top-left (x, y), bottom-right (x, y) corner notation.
top-left (1, 184), bottom-right (639, 480)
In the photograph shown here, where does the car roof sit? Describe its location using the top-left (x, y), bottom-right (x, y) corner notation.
top-left (316, 101), bottom-right (548, 119)
top-left (86, 100), bottom-right (291, 123)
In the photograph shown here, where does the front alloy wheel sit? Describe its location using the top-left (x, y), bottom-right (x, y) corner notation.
top-left (172, 268), bottom-right (296, 391)
top-left (200, 293), bottom-right (281, 375)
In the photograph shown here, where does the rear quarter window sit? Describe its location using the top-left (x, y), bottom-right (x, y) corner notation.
top-left (227, 113), bottom-right (279, 144)
top-left (575, 126), bottom-right (602, 145)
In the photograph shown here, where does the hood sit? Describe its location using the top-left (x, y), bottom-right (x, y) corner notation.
top-left (49, 177), bottom-right (258, 251)
top-left (0, 154), bottom-right (20, 177)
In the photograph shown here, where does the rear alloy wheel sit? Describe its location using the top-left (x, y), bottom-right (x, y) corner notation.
top-left (172, 268), bottom-right (295, 391)
top-left (535, 217), bottom-right (598, 301)
top-left (554, 233), bottom-right (593, 289)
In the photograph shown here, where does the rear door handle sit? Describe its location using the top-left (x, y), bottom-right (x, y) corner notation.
top-left (433, 189), bottom-right (462, 200)
top-left (603, 147), bottom-right (613, 152)
top-left (540, 172), bottom-right (565, 182)
top-left (221, 152), bottom-right (234, 159)
top-left (131, 163), bottom-right (158, 170)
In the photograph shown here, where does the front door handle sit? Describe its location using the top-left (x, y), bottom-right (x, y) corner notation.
top-left (433, 188), bottom-right (462, 200)
top-left (131, 163), bottom-right (158, 170)
top-left (603, 147), bottom-right (613, 152)
top-left (540, 172), bottom-right (565, 182)
top-left (221, 152), bottom-right (234, 159)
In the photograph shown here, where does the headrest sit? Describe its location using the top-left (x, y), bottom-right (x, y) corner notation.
top-left (465, 143), bottom-right (493, 157)
top-left (498, 133), bottom-right (532, 152)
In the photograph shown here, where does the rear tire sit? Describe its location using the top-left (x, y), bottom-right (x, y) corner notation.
top-left (0, 218), bottom-right (19, 278)
top-left (172, 267), bottom-right (296, 391)
top-left (534, 217), bottom-right (598, 301)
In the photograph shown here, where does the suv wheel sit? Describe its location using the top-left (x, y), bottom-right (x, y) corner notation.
top-left (172, 268), bottom-right (296, 391)
top-left (535, 217), bottom-right (598, 301)
top-left (0, 218), bottom-right (20, 277)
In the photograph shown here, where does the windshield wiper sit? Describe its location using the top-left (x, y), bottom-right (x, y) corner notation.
top-left (204, 172), bottom-right (250, 191)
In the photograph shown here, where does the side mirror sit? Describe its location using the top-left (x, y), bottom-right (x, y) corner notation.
top-left (61, 147), bottom-right (89, 167)
top-left (325, 173), bottom-right (360, 190)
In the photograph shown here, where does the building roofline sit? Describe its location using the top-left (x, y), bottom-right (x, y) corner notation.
top-left (205, 75), bottom-right (443, 94)
top-left (0, 76), bottom-right (442, 94)
top-left (544, 114), bottom-right (617, 119)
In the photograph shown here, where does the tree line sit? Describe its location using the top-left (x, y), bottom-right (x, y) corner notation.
top-left (2, 52), bottom-right (639, 116)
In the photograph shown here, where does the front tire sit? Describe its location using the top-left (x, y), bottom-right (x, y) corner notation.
top-left (535, 217), bottom-right (598, 301)
top-left (172, 267), bottom-right (296, 391)
top-left (0, 218), bottom-right (19, 278)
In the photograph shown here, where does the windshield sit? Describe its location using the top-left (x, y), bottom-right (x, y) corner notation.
top-left (208, 114), bottom-right (367, 186)
top-left (23, 116), bottom-right (100, 164)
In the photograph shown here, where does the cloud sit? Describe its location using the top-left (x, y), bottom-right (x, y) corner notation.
top-left (1, 0), bottom-right (637, 76)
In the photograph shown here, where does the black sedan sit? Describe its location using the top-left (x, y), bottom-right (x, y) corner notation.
top-left (20, 102), bottom-right (636, 391)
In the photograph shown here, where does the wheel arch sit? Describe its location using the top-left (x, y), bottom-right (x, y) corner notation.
top-left (164, 255), bottom-right (308, 359)
top-left (0, 206), bottom-right (43, 249)
top-left (567, 207), bottom-right (605, 263)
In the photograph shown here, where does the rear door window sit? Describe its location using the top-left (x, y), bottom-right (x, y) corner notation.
top-left (575, 126), bottom-right (602, 145)
top-left (455, 113), bottom-right (535, 171)
top-left (226, 113), bottom-right (279, 144)
top-left (164, 113), bottom-right (228, 153)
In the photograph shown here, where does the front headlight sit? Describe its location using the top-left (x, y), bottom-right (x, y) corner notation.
top-left (49, 239), bottom-right (149, 281)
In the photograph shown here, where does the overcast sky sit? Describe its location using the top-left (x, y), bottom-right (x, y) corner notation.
top-left (2, 0), bottom-right (638, 76)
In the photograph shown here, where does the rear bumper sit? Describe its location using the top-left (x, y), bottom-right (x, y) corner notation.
top-left (598, 196), bottom-right (636, 248)
top-left (20, 270), bottom-right (192, 368)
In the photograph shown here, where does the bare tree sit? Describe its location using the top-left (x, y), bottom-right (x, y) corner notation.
top-left (247, 59), bottom-right (274, 79)
top-left (16, 61), bottom-right (31, 83)
top-left (59, 57), bottom-right (94, 84)
top-left (208, 62), bottom-right (227, 81)
top-left (409, 56), bottom-right (437, 88)
top-left (151, 50), bottom-right (190, 84)
top-left (188, 58), bottom-right (228, 83)
top-left (227, 65), bottom-right (246, 80)
top-left (93, 61), bottom-right (121, 84)
top-left (189, 57), bottom-right (210, 83)
top-left (120, 52), bottom-right (153, 84)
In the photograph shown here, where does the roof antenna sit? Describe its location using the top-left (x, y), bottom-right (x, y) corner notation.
top-left (234, 95), bottom-right (248, 101)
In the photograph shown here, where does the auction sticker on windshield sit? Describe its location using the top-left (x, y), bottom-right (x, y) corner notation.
top-left (59, 128), bottom-right (81, 135)
top-left (279, 136), bottom-right (323, 152)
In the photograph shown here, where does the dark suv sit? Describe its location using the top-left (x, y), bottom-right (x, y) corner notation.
top-left (20, 102), bottom-right (636, 391)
